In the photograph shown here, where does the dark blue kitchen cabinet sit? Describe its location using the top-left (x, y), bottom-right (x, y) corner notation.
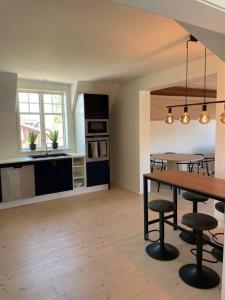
top-left (34, 158), bottom-right (73, 195)
top-left (84, 94), bottom-right (109, 119)
top-left (86, 161), bottom-right (109, 187)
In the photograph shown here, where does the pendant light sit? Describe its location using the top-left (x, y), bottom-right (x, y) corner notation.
top-left (180, 37), bottom-right (191, 124)
top-left (220, 104), bottom-right (225, 124)
top-left (165, 107), bottom-right (175, 124)
top-left (199, 47), bottom-right (210, 124)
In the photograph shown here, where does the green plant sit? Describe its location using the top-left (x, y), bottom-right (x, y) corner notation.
top-left (27, 131), bottom-right (38, 145)
top-left (48, 130), bottom-right (59, 144)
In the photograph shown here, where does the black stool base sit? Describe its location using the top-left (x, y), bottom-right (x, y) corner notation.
top-left (146, 243), bottom-right (179, 261)
top-left (179, 264), bottom-right (220, 289)
top-left (180, 231), bottom-right (210, 245)
top-left (212, 248), bottom-right (223, 262)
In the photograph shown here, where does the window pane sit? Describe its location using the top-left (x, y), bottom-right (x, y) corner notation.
top-left (43, 94), bottom-right (52, 104)
top-left (53, 94), bottom-right (62, 104)
top-left (44, 104), bottom-right (52, 113)
top-left (19, 103), bottom-right (29, 113)
top-left (53, 104), bottom-right (62, 113)
top-left (29, 93), bottom-right (39, 103)
top-left (29, 103), bottom-right (39, 113)
top-left (20, 114), bottom-right (41, 149)
top-left (19, 92), bottom-right (28, 102)
top-left (45, 115), bottom-right (64, 146)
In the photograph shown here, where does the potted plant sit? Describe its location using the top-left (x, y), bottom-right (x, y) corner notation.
top-left (27, 131), bottom-right (38, 151)
top-left (48, 130), bottom-right (59, 149)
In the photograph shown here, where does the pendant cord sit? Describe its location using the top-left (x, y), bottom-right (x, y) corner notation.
top-left (203, 47), bottom-right (207, 104)
top-left (185, 39), bottom-right (189, 106)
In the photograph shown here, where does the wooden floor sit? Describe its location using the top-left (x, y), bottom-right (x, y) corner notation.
top-left (0, 184), bottom-right (223, 300)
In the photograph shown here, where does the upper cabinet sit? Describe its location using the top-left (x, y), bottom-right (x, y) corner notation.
top-left (84, 94), bottom-right (109, 119)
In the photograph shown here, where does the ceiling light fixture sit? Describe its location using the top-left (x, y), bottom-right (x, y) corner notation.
top-left (199, 47), bottom-right (210, 124)
top-left (165, 107), bottom-right (174, 124)
top-left (165, 36), bottom-right (225, 125)
top-left (180, 36), bottom-right (196, 125)
top-left (220, 104), bottom-right (225, 124)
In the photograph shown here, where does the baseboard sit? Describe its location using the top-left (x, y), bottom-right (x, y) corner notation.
top-left (0, 185), bottom-right (109, 209)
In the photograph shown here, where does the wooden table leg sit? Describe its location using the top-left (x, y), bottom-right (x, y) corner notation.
top-left (143, 175), bottom-right (149, 240)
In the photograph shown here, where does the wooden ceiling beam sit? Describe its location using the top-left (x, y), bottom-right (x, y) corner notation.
top-left (151, 86), bottom-right (217, 98)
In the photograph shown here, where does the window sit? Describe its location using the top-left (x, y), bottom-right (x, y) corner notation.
top-left (18, 90), bottom-right (67, 150)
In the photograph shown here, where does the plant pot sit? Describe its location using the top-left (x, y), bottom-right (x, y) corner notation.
top-left (29, 143), bottom-right (36, 151)
top-left (52, 142), bottom-right (58, 149)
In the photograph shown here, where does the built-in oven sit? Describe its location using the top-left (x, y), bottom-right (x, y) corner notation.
top-left (86, 137), bottom-right (109, 162)
top-left (86, 119), bottom-right (108, 136)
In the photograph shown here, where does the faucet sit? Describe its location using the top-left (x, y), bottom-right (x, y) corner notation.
top-left (45, 143), bottom-right (51, 156)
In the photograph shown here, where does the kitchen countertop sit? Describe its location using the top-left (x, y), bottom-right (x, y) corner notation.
top-left (0, 152), bottom-right (85, 167)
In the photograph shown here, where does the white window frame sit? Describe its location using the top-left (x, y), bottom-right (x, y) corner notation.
top-left (17, 89), bottom-right (68, 151)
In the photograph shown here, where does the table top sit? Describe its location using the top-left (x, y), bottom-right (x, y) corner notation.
top-left (151, 153), bottom-right (203, 162)
top-left (144, 170), bottom-right (225, 201)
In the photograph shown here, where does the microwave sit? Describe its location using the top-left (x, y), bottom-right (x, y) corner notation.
top-left (86, 119), bottom-right (109, 136)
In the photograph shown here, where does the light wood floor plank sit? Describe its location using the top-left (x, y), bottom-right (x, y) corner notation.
top-left (0, 185), bottom-right (222, 300)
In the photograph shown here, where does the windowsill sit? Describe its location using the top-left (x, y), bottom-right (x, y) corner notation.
top-left (17, 147), bottom-right (72, 155)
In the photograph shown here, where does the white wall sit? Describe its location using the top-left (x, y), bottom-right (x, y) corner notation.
top-left (111, 54), bottom-right (220, 193)
top-left (150, 120), bottom-right (216, 155)
top-left (0, 71), bottom-right (18, 159)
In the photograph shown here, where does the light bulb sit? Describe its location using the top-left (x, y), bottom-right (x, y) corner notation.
top-left (199, 104), bottom-right (210, 124)
top-left (180, 106), bottom-right (190, 124)
top-left (220, 104), bottom-right (225, 124)
top-left (165, 108), bottom-right (174, 124)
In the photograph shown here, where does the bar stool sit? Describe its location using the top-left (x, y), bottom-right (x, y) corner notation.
top-left (179, 213), bottom-right (220, 289)
top-left (146, 199), bottom-right (179, 261)
top-left (180, 192), bottom-right (209, 244)
top-left (211, 201), bottom-right (225, 262)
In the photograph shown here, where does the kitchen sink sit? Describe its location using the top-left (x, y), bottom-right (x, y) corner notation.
top-left (31, 153), bottom-right (69, 159)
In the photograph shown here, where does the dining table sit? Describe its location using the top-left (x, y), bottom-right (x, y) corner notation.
top-left (143, 170), bottom-right (225, 254)
top-left (151, 153), bottom-right (203, 170)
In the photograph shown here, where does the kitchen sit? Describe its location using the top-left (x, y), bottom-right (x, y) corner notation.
top-left (0, 75), bottom-right (111, 208)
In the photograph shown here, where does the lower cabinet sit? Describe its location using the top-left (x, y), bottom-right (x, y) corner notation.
top-left (86, 161), bottom-right (109, 187)
top-left (34, 158), bottom-right (73, 196)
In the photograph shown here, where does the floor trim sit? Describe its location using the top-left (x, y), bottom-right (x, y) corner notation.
top-left (0, 185), bottom-right (109, 209)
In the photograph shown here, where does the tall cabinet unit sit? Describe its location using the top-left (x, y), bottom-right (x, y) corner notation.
top-left (75, 94), bottom-right (110, 188)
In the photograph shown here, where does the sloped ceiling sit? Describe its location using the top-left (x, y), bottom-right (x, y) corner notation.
top-left (0, 0), bottom-right (206, 83)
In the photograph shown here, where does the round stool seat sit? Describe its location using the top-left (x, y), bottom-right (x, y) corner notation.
top-left (182, 192), bottom-right (208, 202)
top-left (182, 213), bottom-right (218, 231)
top-left (215, 202), bottom-right (225, 213)
top-left (148, 199), bottom-right (174, 213)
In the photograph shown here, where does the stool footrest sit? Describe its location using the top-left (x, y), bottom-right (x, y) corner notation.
top-left (190, 248), bottom-right (218, 264)
top-left (146, 229), bottom-right (160, 243)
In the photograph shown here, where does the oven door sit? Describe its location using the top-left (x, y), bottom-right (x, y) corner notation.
top-left (86, 119), bottom-right (108, 136)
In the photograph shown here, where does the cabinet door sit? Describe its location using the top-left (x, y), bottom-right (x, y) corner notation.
top-left (84, 94), bottom-right (109, 119)
top-left (35, 158), bottom-right (73, 196)
top-left (86, 161), bottom-right (109, 187)
top-left (55, 158), bottom-right (73, 192)
top-left (34, 160), bottom-right (56, 196)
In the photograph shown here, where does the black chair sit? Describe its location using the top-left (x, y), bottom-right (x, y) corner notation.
top-left (189, 153), bottom-right (204, 174)
top-left (146, 199), bottom-right (179, 261)
top-left (150, 155), bottom-right (166, 193)
top-left (180, 192), bottom-right (209, 244)
top-left (179, 212), bottom-right (220, 289)
top-left (211, 202), bottom-right (225, 262)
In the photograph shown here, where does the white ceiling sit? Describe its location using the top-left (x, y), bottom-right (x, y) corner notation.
top-left (0, 0), bottom-right (207, 83)
top-left (116, 0), bottom-right (225, 34)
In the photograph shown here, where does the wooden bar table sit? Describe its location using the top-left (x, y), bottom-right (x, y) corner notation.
top-left (143, 171), bottom-right (225, 251)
